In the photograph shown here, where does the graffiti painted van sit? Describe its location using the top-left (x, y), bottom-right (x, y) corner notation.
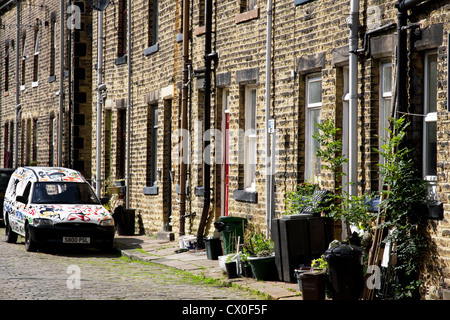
top-left (3, 167), bottom-right (115, 252)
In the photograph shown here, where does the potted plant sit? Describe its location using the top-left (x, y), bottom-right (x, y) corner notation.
top-left (225, 255), bottom-right (238, 279)
top-left (243, 225), bottom-right (278, 281)
top-left (240, 253), bottom-right (253, 278)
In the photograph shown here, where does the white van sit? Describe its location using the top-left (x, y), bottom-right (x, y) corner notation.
top-left (3, 167), bottom-right (115, 252)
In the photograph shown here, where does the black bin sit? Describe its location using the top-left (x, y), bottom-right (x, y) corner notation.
top-left (204, 237), bottom-right (222, 260)
top-left (324, 241), bottom-right (363, 300)
top-left (300, 271), bottom-right (326, 300)
top-left (114, 206), bottom-right (135, 236)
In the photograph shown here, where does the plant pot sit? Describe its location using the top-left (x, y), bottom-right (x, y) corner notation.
top-left (247, 254), bottom-right (278, 281)
top-left (241, 263), bottom-right (253, 278)
top-left (225, 261), bottom-right (238, 279)
top-left (108, 186), bottom-right (121, 195)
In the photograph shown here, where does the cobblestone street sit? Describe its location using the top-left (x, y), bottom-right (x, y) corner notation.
top-left (0, 229), bottom-right (261, 300)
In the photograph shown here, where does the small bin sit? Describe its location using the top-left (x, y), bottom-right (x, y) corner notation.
top-left (324, 241), bottom-right (364, 300)
top-left (300, 271), bottom-right (326, 300)
top-left (204, 237), bottom-right (222, 260)
top-left (114, 206), bottom-right (135, 236)
top-left (294, 267), bottom-right (312, 291)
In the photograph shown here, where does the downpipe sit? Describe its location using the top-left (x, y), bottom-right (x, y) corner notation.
top-left (197, 0), bottom-right (216, 249)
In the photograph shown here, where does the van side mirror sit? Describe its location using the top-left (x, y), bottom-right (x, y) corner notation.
top-left (16, 195), bottom-right (28, 204)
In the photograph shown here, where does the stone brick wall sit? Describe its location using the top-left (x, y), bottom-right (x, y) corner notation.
top-left (0, 1), bottom-right (92, 179)
top-left (2, 0), bottom-right (449, 298)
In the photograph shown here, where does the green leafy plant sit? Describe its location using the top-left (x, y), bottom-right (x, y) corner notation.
top-left (375, 117), bottom-right (428, 299)
top-left (311, 119), bottom-right (377, 232)
top-left (284, 182), bottom-right (321, 215)
top-left (311, 255), bottom-right (328, 270)
top-left (243, 224), bottom-right (274, 258)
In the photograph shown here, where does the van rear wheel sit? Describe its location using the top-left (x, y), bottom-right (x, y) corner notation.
top-left (24, 223), bottom-right (38, 252)
top-left (5, 219), bottom-right (17, 244)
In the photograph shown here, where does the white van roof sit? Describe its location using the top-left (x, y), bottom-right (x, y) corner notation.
top-left (14, 167), bottom-right (87, 183)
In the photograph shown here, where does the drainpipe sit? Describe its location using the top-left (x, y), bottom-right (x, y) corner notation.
top-left (197, 0), bottom-right (215, 249)
top-left (125, 0), bottom-right (131, 209)
top-left (179, 0), bottom-right (190, 236)
top-left (395, 0), bottom-right (428, 117)
top-left (265, 0), bottom-right (273, 237)
top-left (58, 0), bottom-right (64, 167)
top-left (95, 10), bottom-right (103, 197)
top-left (348, 0), bottom-right (359, 199)
top-left (68, 0), bottom-right (73, 169)
top-left (396, 1), bottom-right (408, 117)
top-left (14, 0), bottom-right (20, 168)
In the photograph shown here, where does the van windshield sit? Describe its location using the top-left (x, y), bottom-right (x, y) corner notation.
top-left (31, 182), bottom-right (101, 205)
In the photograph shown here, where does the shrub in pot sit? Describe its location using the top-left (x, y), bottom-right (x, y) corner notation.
top-left (243, 226), bottom-right (278, 281)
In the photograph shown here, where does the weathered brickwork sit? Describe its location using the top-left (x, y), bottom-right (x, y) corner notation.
top-left (0, 0), bottom-right (93, 178)
top-left (89, 0), bottom-right (450, 298)
top-left (2, 0), bottom-right (450, 299)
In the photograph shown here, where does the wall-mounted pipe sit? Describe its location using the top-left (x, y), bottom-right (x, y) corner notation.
top-left (348, 0), bottom-right (359, 199)
top-left (14, 0), bottom-right (20, 168)
top-left (265, 0), bottom-right (273, 237)
top-left (395, 0), bottom-right (430, 118)
top-left (179, 0), bottom-right (190, 236)
top-left (58, 0), bottom-right (64, 167)
top-left (95, 10), bottom-right (103, 197)
top-left (197, 0), bottom-right (215, 249)
top-left (125, 0), bottom-right (131, 209)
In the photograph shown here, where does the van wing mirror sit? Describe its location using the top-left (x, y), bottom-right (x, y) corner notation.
top-left (16, 195), bottom-right (28, 204)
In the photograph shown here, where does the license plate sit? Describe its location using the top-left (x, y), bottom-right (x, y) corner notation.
top-left (63, 237), bottom-right (90, 244)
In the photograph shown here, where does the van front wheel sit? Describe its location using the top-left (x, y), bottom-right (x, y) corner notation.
top-left (24, 223), bottom-right (38, 252)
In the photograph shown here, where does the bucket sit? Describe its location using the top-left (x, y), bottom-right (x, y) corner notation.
top-left (183, 236), bottom-right (197, 249)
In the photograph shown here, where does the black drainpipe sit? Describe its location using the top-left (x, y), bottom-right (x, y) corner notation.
top-left (197, 0), bottom-right (217, 249)
top-left (395, 0), bottom-right (429, 116)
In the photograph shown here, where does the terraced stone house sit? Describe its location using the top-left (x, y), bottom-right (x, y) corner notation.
top-left (1, 0), bottom-right (450, 299)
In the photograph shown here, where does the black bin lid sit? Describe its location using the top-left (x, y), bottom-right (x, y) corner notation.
top-left (324, 241), bottom-right (362, 259)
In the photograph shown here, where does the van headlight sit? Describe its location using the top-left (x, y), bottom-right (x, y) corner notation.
top-left (33, 218), bottom-right (54, 226)
top-left (100, 218), bottom-right (114, 227)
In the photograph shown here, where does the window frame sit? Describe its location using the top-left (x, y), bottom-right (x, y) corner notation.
top-left (4, 42), bottom-right (9, 92)
top-left (305, 74), bottom-right (322, 182)
top-left (149, 0), bottom-right (159, 47)
top-left (118, 0), bottom-right (127, 57)
top-left (244, 85), bottom-right (257, 191)
top-left (150, 104), bottom-right (159, 187)
top-left (423, 52), bottom-right (438, 184)
top-left (49, 18), bottom-right (57, 78)
top-left (342, 67), bottom-right (349, 188)
top-left (379, 61), bottom-right (393, 166)
top-left (21, 33), bottom-right (27, 89)
top-left (32, 27), bottom-right (40, 86)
